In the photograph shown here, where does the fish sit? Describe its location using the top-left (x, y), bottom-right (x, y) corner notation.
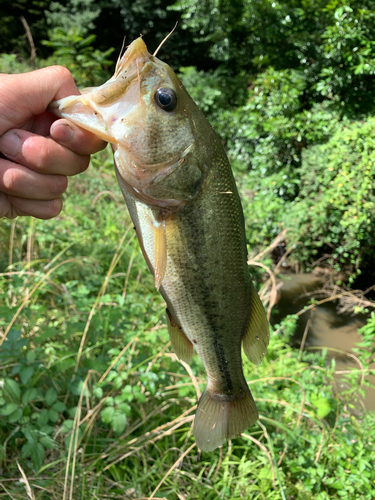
top-left (49, 37), bottom-right (270, 452)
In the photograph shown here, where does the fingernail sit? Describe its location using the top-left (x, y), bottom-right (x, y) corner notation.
top-left (51, 123), bottom-right (74, 143)
top-left (0, 132), bottom-right (21, 157)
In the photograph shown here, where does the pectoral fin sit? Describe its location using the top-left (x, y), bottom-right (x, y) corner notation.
top-left (242, 283), bottom-right (270, 365)
top-left (166, 309), bottom-right (193, 363)
top-left (153, 215), bottom-right (167, 290)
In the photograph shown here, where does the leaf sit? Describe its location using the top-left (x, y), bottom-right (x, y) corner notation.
top-left (31, 442), bottom-right (45, 471)
top-left (135, 392), bottom-right (146, 403)
top-left (101, 406), bottom-right (115, 424)
top-left (61, 420), bottom-right (74, 434)
top-left (45, 388), bottom-right (58, 406)
top-left (38, 409), bottom-right (49, 426)
top-left (4, 378), bottom-right (21, 402)
top-left (0, 444), bottom-right (5, 460)
top-left (111, 410), bottom-right (127, 434)
top-left (8, 408), bottom-right (23, 423)
top-left (20, 365), bottom-right (35, 384)
top-left (117, 403), bottom-right (131, 416)
top-left (22, 441), bottom-right (35, 459)
top-left (311, 395), bottom-right (332, 418)
top-left (51, 401), bottom-right (66, 412)
top-left (0, 402), bottom-right (18, 416)
top-left (26, 351), bottom-right (37, 363)
top-left (22, 388), bottom-right (39, 405)
top-left (93, 386), bottom-right (103, 399)
top-left (48, 409), bottom-right (59, 423)
top-left (39, 435), bottom-right (57, 450)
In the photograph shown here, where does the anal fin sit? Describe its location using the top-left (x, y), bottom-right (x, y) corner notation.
top-left (166, 309), bottom-right (193, 363)
top-left (242, 282), bottom-right (270, 365)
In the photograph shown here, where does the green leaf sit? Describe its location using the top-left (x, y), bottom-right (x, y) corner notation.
top-left (93, 386), bottom-right (103, 399)
top-left (117, 403), bottom-right (131, 416)
top-left (26, 351), bottom-right (37, 363)
top-left (0, 402), bottom-right (18, 416)
top-left (62, 420), bottom-right (74, 434)
top-left (111, 410), bottom-right (126, 434)
top-left (4, 378), bottom-right (21, 402)
top-left (101, 406), bottom-right (115, 424)
top-left (0, 444), bottom-right (5, 460)
top-left (38, 409), bottom-right (49, 426)
top-left (8, 408), bottom-right (23, 423)
top-left (45, 388), bottom-right (58, 406)
top-left (22, 388), bottom-right (39, 405)
top-left (22, 441), bottom-right (35, 459)
top-left (311, 395), bottom-right (332, 419)
top-left (39, 435), bottom-right (57, 450)
top-left (135, 392), bottom-right (146, 403)
top-left (31, 442), bottom-right (45, 471)
top-left (20, 365), bottom-right (34, 384)
top-left (51, 401), bottom-right (66, 412)
top-left (48, 409), bottom-right (59, 423)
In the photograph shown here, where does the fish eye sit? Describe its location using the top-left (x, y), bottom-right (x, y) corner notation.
top-left (154, 88), bottom-right (177, 112)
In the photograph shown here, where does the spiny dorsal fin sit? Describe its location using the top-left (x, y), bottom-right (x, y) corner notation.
top-left (242, 283), bottom-right (270, 365)
top-left (166, 309), bottom-right (193, 363)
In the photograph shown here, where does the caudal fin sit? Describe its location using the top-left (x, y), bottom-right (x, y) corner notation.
top-left (193, 386), bottom-right (258, 452)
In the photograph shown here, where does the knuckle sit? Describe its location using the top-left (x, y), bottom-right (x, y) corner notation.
top-left (48, 65), bottom-right (75, 85)
top-left (34, 143), bottom-right (51, 171)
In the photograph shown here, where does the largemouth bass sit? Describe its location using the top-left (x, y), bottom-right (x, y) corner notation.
top-left (49, 37), bottom-right (269, 452)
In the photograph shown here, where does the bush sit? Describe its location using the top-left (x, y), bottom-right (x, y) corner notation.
top-left (284, 117), bottom-right (375, 281)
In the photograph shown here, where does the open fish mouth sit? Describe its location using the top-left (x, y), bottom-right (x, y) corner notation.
top-left (48, 38), bottom-right (151, 144)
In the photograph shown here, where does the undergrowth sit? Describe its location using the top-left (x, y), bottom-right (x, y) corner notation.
top-left (0, 148), bottom-right (374, 499)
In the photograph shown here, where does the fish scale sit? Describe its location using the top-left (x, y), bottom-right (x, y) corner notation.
top-left (49, 36), bottom-right (270, 452)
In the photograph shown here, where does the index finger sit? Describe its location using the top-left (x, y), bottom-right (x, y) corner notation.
top-left (0, 66), bottom-right (80, 135)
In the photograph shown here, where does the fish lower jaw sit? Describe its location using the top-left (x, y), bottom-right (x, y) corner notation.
top-left (131, 186), bottom-right (183, 208)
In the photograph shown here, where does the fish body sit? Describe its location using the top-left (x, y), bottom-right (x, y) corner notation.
top-left (49, 38), bottom-right (269, 451)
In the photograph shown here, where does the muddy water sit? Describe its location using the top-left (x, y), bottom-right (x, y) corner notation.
top-left (273, 273), bottom-right (375, 410)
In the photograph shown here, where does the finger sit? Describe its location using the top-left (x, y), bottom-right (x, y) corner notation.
top-left (0, 66), bottom-right (80, 134)
top-left (0, 129), bottom-right (90, 176)
top-left (0, 192), bottom-right (63, 219)
top-left (0, 157), bottom-right (67, 200)
top-left (50, 119), bottom-right (107, 155)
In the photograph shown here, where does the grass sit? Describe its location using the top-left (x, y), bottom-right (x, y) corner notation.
top-left (0, 147), bottom-right (375, 499)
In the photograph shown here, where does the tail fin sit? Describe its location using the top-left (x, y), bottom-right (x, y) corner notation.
top-left (194, 386), bottom-right (258, 452)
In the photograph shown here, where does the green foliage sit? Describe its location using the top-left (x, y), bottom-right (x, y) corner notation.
top-left (42, 27), bottom-right (114, 86)
top-left (45, 0), bottom-right (101, 35)
top-left (1, 155), bottom-right (374, 498)
top-left (283, 117), bottom-right (375, 280)
top-left (0, 54), bottom-right (34, 74)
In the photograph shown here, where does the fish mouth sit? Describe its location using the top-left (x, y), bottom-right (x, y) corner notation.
top-left (48, 37), bottom-right (151, 143)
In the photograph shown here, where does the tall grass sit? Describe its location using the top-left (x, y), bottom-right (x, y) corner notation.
top-left (0, 148), bottom-right (374, 499)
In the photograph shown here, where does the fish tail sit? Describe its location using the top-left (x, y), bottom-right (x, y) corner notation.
top-left (193, 385), bottom-right (258, 452)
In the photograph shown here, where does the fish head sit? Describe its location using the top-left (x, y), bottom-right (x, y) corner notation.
top-left (50, 37), bottom-right (211, 207)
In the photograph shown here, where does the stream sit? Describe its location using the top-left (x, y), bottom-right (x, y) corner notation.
top-left (273, 273), bottom-right (375, 411)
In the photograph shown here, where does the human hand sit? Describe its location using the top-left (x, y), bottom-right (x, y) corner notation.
top-left (0, 66), bottom-right (107, 219)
